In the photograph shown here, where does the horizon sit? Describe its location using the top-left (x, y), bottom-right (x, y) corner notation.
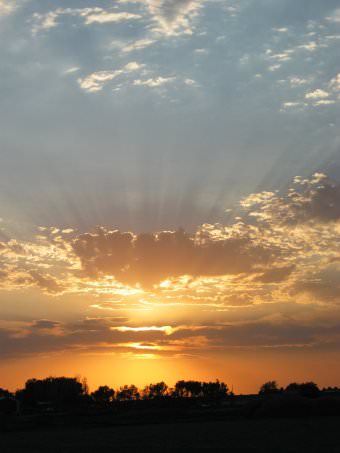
top-left (1, 0), bottom-right (340, 395)
top-left (1, 372), bottom-right (333, 396)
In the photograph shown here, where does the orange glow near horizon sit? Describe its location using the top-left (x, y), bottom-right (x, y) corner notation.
top-left (1, 348), bottom-right (340, 395)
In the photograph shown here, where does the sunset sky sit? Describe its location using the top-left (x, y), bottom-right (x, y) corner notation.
top-left (1, 0), bottom-right (340, 393)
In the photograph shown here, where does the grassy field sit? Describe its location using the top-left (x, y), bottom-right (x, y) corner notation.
top-left (1, 417), bottom-right (340, 452)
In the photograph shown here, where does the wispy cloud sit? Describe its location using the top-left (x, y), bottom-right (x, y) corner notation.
top-left (118, 0), bottom-right (205, 36)
top-left (85, 10), bottom-right (141, 25)
top-left (305, 88), bottom-right (329, 99)
top-left (64, 67), bottom-right (80, 75)
top-left (78, 62), bottom-right (144, 92)
top-left (0, 0), bottom-right (16, 16)
top-left (326, 7), bottom-right (340, 23)
top-left (122, 38), bottom-right (156, 53)
top-left (32, 7), bottom-right (141, 34)
top-left (133, 76), bottom-right (176, 87)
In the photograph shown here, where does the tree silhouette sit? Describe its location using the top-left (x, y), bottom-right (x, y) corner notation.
top-left (202, 380), bottom-right (228, 399)
top-left (91, 385), bottom-right (115, 405)
top-left (285, 383), bottom-right (300, 393)
top-left (259, 381), bottom-right (279, 395)
top-left (285, 382), bottom-right (320, 398)
top-left (174, 380), bottom-right (202, 397)
top-left (16, 377), bottom-right (84, 408)
top-left (0, 388), bottom-right (11, 398)
top-left (143, 382), bottom-right (168, 399)
top-left (116, 385), bottom-right (140, 401)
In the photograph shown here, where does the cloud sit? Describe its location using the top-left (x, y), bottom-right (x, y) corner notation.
top-left (283, 73), bottom-right (340, 111)
top-left (64, 67), bottom-right (80, 75)
top-left (326, 8), bottom-right (340, 23)
top-left (305, 89), bottom-right (330, 99)
top-left (1, 174), bottom-right (340, 364)
top-left (2, 314), bottom-right (340, 360)
top-left (185, 78), bottom-right (199, 87)
top-left (111, 325), bottom-right (175, 335)
top-left (243, 174), bottom-right (340, 225)
top-left (329, 73), bottom-right (340, 92)
top-left (293, 280), bottom-right (340, 304)
top-left (32, 1), bottom-right (205, 36)
top-left (133, 76), bottom-right (176, 87)
top-left (313, 99), bottom-right (336, 106)
top-left (280, 101), bottom-right (307, 111)
top-left (253, 265), bottom-right (295, 283)
top-left (71, 226), bottom-right (279, 287)
top-left (32, 11), bottom-right (59, 33)
top-left (298, 41), bottom-right (319, 51)
top-left (32, 7), bottom-right (141, 34)
top-left (240, 191), bottom-right (276, 208)
top-left (1, 174), bottom-right (340, 310)
top-left (289, 77), bottom-right (310, 87)
top-left (78, 71), bottom-right (121, 93)
top-left (78, 62), bottom-right (144, 92)
top-left (29, 271), bottom-right (64, 294)
top-left (268, 64), bottom-right (281, 72)
top-left (119, 0), bottom-right (204, 36)
top-left (31, 319), bottom-right (61, 330)
top-left (0, 0), bottom-right (15, 16)
top-left (122, 38), bottom-right (156, 53)
top-left (84, 11), bottom-right (141, 25)
top-left (268, 52), bottom-right (292, 62)
top-left (291, 263), bottom-right (340, 304)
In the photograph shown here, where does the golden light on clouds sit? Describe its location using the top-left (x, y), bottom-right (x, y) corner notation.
top-left (1, 174), bottom-right (340, 391)
top-left (112, 326), bottom-right (175, 335)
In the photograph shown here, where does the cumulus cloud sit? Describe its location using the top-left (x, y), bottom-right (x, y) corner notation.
top-left (1, 174), bottom-right (340, 310)
top-left (243, 174), bottom-right (340, 225)
top-left (71, 226), bottom-right (279, 287)
top-left (240, 191), bottom-right (276, 208)
top-left (1, 174), bottom-right (340, 362)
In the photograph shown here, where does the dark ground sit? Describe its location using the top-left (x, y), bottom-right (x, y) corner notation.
top-left (1, 417), bottom-right (340, 452)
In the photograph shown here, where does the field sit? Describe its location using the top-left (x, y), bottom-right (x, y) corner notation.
top-left (1, 417), bottom-right (340, 452)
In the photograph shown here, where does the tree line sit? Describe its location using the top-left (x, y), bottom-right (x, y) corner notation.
top-left (1, 377), bottom-right (339, 411)
top-left (0, 377), bottom-right (229, 409)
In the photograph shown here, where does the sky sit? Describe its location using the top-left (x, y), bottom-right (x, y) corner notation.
top-left (0, 0), bottom-right (340, 393)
